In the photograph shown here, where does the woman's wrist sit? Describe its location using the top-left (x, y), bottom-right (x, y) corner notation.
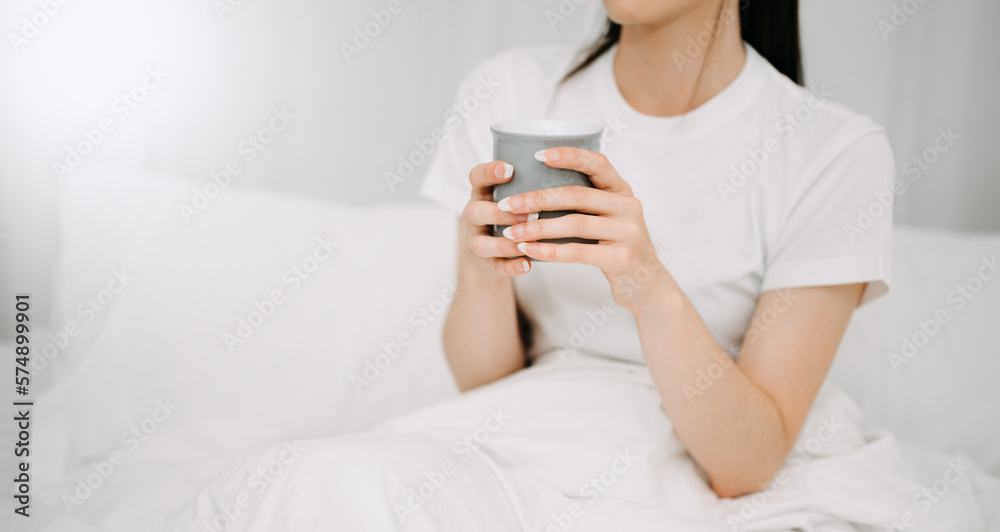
top-left (456, 249), bottom-right (513, 288)
top-left (622, 266), bottom-right (686, 320)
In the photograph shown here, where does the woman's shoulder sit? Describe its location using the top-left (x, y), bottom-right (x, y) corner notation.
top-left (755, 60), bottom-right (892, 174)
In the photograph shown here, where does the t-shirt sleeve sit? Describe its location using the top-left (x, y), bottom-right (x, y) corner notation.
top-left (760, 129), bottom-right (895, 306)
top-left (418, 59), bottom-right (509, 217)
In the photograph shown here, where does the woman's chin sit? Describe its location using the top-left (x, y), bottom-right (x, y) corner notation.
top-left (603, 0), bottom-right (712, 27)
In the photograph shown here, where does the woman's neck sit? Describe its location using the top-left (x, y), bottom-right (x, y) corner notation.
top-left (613, 0), bottom-right (746, 117)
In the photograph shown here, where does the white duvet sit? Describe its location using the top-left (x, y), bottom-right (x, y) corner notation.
top-left (166, 350), bottom-right (997, 532)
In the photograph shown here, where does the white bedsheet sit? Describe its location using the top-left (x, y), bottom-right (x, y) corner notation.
top-left (165, 350), bottom-right (997, 532)
top-left (15, 173), bottom-right (998, 532)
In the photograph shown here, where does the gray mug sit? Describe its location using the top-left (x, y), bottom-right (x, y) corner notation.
top-left (491, 120), bottom-right (604, 260)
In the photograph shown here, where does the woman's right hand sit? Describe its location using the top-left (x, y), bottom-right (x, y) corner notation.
top-left (461, 161), bottom-right (534, 278)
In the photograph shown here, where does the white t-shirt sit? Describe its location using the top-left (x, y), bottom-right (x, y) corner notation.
top-left (419, 42), bottom-right (894, 365)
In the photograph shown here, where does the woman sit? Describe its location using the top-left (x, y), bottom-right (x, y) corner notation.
top-left (176, 1), bottom-right (985, 530)
top-left (428, 0), bottom-right (887, 499)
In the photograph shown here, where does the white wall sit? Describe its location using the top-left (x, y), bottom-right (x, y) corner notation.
top-left (0, 0), bottom-right (606, 332)
top-left (1, 0), bottom-right (997, 335)
top-left (800, 0), bottom-right (1000, 231)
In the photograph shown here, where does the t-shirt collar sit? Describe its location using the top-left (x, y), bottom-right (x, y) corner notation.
top-left (594, 41), bottom-right (769, 140)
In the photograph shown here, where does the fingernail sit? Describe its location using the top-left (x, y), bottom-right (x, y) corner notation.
top-left (502, 226), bottom-right (514, 240)
top-left (517, 242), bottom-right (528, 253)
top-left (496, 163), bottom-right (513, 180)
top-left (520, 260), bottom-right (530, 272)
top-left (497, 196), bottom-right (521, 212)
top-left (534, 149), bottom-right (558, 162)
top-left (527, 212), bottom-right (539, 222)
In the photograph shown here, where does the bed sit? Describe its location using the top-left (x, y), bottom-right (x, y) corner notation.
top-left (2, 166), bottom-right (998, 531)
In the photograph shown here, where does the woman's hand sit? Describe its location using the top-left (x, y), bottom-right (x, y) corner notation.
top-left (461, 161), bottom-right (536, 278)
top-left (441, 161), bottom-right (535, 391)
top-left (497, 147), bottom-right (670, 309)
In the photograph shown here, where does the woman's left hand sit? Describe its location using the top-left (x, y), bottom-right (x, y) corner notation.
top-left (497, 147), bottom-right (670, 310)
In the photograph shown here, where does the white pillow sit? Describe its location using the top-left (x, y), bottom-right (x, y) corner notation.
top-left (37, 170), bottom-right (461, 479)
top-left (42, 165), bottom-right (193, 383)
top-left (831, 226), bottom-right (1000, 475)
top-left (39, 168), bottom-right (1000, 501)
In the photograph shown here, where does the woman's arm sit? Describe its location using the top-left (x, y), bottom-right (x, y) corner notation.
top-left (442, 161), bottom-right (533, 391)
top-left (443, 220), bottom-right (526, 390)
top-left (630, 278), bottom-right (864, 497)
top-left (500, 146), bottom-right (867, 497)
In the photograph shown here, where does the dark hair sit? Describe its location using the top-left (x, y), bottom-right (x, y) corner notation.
top-left (564, 0), bottom-right (802, 86)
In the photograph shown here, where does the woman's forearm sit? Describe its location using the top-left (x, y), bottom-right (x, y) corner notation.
top-left (442, 220), bottom-right (527, 391)
top-left (630, 272), bottom-right (789, 497)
